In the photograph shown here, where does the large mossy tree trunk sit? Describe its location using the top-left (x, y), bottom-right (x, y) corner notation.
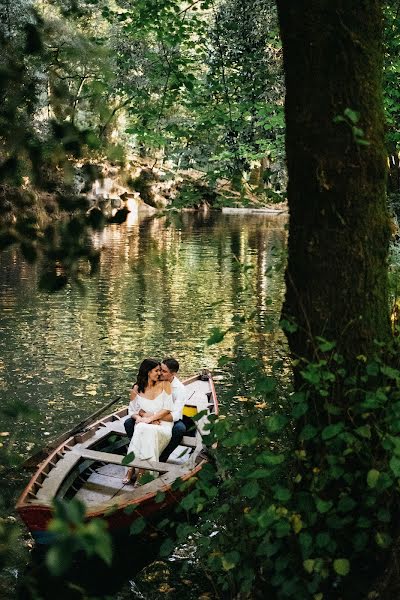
top-left (276, 1), bottom-right (392, 367)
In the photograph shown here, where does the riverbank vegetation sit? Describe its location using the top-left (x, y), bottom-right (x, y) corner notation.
top-left (3, 1), bottom-right (400, 599)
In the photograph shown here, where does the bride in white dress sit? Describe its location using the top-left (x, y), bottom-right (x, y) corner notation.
top-left (123, 358), bottom-right (173, 484)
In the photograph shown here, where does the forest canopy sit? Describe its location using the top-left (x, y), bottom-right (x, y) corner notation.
top-left (1, 2), bottom-right (400, 289)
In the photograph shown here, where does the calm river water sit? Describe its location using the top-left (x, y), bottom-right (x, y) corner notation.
top-left (0, 209), bottom-right (288, 599)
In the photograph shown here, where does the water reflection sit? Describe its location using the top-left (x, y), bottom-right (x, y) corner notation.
top-left (0, 211), bottom-right (287, 455)
top-left (0, 210), bottom-right (288, 598)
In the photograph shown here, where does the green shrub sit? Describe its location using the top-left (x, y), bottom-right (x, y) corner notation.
top-left (166, 340), bottom-right (400, 599)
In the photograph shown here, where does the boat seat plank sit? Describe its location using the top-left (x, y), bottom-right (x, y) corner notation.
top-left (180, 436), bottom-right (196, 448)
top-left (185, 399), bottom-right (212, 409)
top-left (194, 414), bottom-right (210, 436)
top-left (114, 469), bottom-right (183, 502)
top-left (75, 423), bottom-right (118, 449)
top-left (95, 463), bottom-right (126, 478)
top-left (74, 449), bottom-right (185, 474)
top-left (106, 421), bottom-right (128, 435)
top-left (166, 445), bottom-right (192, 465)
top-left (35, 453), bottom-right (83, 502)
top-left (74, 472), bottom-right (131, 505)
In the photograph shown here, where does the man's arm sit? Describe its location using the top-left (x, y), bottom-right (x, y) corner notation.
top-left (171, 382), bottom-right (187, 422)
top-left (129, 384), bottom-right (138, 402)
top-left (142, 382), bottom-right (173, 424)
top-left (129, 384), bottom-right (152, 418)
top-left (141, 408), bottom-right (171, 424)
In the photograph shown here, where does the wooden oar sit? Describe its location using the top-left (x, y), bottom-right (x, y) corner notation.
top-left (22, 395), bottom-right (122, 469)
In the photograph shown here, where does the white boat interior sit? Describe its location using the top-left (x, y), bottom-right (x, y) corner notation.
top-left (26, 377), bottom-right (215, 509)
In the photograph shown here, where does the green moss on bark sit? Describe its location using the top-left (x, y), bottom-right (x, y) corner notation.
top-left (276, 1), bottom-right (391, 364)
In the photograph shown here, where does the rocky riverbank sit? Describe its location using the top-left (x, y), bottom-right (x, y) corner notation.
top-left (81, 157), bottom-right (287, 215)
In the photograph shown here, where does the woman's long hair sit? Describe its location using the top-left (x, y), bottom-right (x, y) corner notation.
top-left (135, 358), bottom-right (160, 393)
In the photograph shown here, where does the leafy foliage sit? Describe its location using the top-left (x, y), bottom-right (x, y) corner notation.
top-left (154, 337), bottom-right (400, 599)
top-left (0, 0), bottom-right (127, 290)
top-left (46, 498), bottom-right (112, 576)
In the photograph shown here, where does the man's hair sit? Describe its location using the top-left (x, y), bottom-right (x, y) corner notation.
top-left (162, 357), bottom-right (179, 373)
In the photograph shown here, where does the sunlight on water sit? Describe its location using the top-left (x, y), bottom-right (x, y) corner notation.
top-left (0, 212), bottom-right (287, 455)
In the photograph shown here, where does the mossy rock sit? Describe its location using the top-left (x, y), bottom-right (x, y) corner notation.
top-left (129, 168), bottom-right (159, 208)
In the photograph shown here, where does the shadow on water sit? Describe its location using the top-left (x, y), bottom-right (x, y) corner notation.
top-left (17, 532), bottom-right (165, 599)
top-left (17, 524), bottom-right (216, 600)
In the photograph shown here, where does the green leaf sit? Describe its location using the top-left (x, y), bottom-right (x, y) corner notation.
top-left (337, 495), bottom-right (356, 513)
top-left (299, 424), bottom-right (318, 440)
top-left (377, 507), bottom-right (391, 523)
top-left (180, 494), bottom-right (196, 511)
top-left (280, 319), bottom-right (298, 333)
top-left (158, 535), bottom-right (175, 559)
top-left (303, 559), bottom-right (315, 574)
top-left (353, 532), bottom-right (368, 551)
top-left (355, 138), bottom-right (370, 146)
top-left (275, 519), bottom-right (291, 538)
top-left (292, 403), bottom-right (308, 418)
top-left (218, 355), bottom-right (232, 367)
top-left (333, 115), bottom-right (346, 124)
top-left (273, 486), bottom-right (292, 502)
top-left (299, 532), bottom-right (312, 553)
top-left (66, 499), bottom-right (86, 524)
top-left (315, 498), bottom-right (333, 513)
top-left (317, 338), bottom-right (336, 352)
top-left (207, 327), bottom-right (227, 345)
top-left (375, 532), bottom-right (392, 548)
top-left (256, 453), bottom-right (285, 466)
top-left (355, 425), bottom-right (371, 439)
top-left (321, 423), bottom-right (343, 440)
top-left (344, 108), bottom-right (359, 123)
top-left (389, 456), bottom-right (400, 477)
top-left (316, 532), bottom-right (331, 548)
top-left (123, 503), bottom-right (139, 515)
top-left (93, 531), bottom-right (113, 565)
top-left (140, 472), bottom-right (155, 485)
top-left (267, 414), bottom-right (288, 433)
top-left (366, 362), bottom-right (379, 376)
top-left (130, 518), bottom-right (146, 535)
top-left (241, 481), bottom-right (260, 499)
top-left (246, 469), bottom-right (271, 479)
top-left (254, 376), bottom-right (276, 394)
top-left (380, 365), bottom-right (400, 380)
top-left (46, 545), bottom-right (72, 576)
top-left (221, 551), bottom-right (240, 571)
top-left (367, 469), bottom-right (380, 488)
top-left (122, 451), bottom-right (135, 466)
top-left (333, 558), bottom-right (350, 576)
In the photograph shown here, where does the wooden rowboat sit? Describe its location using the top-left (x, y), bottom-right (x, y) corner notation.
top-left (16, 372), bottom-right (218, 544)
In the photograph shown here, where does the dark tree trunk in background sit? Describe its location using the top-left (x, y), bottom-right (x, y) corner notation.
top-left (276, 1), bottom-right (392, 366)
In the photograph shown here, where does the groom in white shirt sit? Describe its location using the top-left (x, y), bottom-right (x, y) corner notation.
top-left (124, 357), bottom-right (187, 462)
top-left (158, 358), bottom-right (187, 462)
